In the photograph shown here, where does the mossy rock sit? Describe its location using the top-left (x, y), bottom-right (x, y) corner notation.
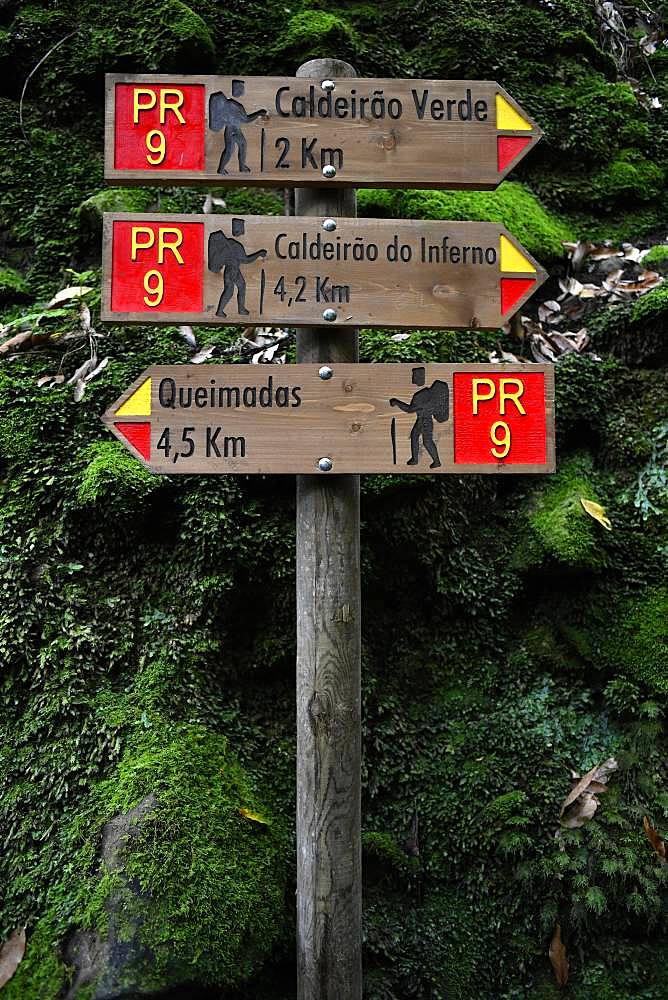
top-left (78, 189), bottom-right (157, 242)
top-left (359, 182), bottom-right (573, 262)
top-left (641, 244), bottom-right (668, 273)
top-left (6, 721), bottom-right (290, 999)
top-left (593, 587), bottom-right (668, 692)
top-left (587, 288), bottom-right (668, 368)
top-left (75, 441), bottom-right (161, 513)
top-left (274, 10), bottom-right (357, 63)
top-left (0, 264), bottom-right (30, 303)
top-left (516, 455), bottom-right (609, 570)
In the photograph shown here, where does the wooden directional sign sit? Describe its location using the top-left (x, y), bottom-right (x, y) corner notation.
top-left (101, 213), bottom-right (546, 329)
top-left (102, 363), bottom-right (555, 475)
top-left (105, 75), bottom-right (542, 189)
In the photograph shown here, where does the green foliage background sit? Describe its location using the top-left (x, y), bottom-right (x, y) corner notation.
top-left (0, 1), bottom-right (667, 997)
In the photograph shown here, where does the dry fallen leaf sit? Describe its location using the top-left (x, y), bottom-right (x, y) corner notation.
top-left (36, 374), bottom-right (66, 389)
top-left (45, 285), bottom-right (92, 308)
top-left (580, 498), bottom-right (612, 531)
top-left (0, 330), bottom-right (33, 355)
top-left (549, 923), bottom-right (569, 987)
top-left (239, 807), bottom-right (269, 825)
top-left (643, 816), bottom-right (666, 862)
top-left (560, 758), bottom-right (617, 828)
top-left (0, 927), bottom-right (26, 988)
top-left (538, 299), bottom-right (562, 324)
top-left (191, 344), bottom-right (219, 364)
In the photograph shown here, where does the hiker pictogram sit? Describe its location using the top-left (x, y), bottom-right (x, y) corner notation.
top-left (208, 80), bottom-right (266, 174)
top-left (208, 220), bottom-right (267, 318)
top-left (390, 367), bottom-right (449, 468)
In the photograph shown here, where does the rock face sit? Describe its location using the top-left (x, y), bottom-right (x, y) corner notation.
top-left (64, 795), bottom-right (157, 1000)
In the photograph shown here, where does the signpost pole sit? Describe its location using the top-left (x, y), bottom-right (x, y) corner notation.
top-left (294, 58), bottom-right (362, 1000)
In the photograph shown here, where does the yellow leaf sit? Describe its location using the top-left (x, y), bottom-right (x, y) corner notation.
top-left (580, 497), bottom-right (612, 530)
top-left (239, 807), bottom-right (269, 825)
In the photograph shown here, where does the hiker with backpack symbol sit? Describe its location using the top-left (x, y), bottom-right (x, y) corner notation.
top-left (390, 367), bottom-right (449, 468)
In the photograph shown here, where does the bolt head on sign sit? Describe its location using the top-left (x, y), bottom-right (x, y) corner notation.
top-left (102, 364), bottom-right (555, 476)
top-left (101, 214), bottom-right (546, 329)
top-left (105, 75), bottom-right (542, 189)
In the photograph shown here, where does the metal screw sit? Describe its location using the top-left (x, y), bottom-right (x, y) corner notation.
top-left (322, 218), bottom-right (337, 232)
top-left (321, 80), bottom-right (335, 92)
top-left (322, 164), bottom-right (337, 179)
top-left (319, 365), bottom-right (333, 380)
top-left (318, 457), bottom-right (333, 472)
top-left (322, 308), bottom-right (337, 322)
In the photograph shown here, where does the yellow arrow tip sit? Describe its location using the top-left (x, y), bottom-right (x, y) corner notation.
top-left (116, 377), bottom-right (152, 417)
top-left (496, 93), bottom-right (532, 131)
top-left (500, 235), bottom-right (536, 273)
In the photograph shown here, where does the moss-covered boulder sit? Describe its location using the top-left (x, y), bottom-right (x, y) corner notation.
top-left (359, 181), bottom-right (574, 262)
top-left (0, 263), bottom-right (30, 303)
top-left (5, 721), bottom-right (289, 999)
top-left (516, 455), bottom-right (609, 570)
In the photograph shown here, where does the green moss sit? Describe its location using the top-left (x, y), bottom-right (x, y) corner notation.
top-left (223, 187), bottom-right (284, 216)
top-left (521, 456), bottom-right (608, 570)
top-left (360, 182), bottom-right (573, 262)
top-left (76, 441), bottom-right (160, 510)
top-left (9, 719), bottom-right (290, 997)
top-left (642, 244), bottom-right (668, 269)
top-left (275, 10), bottom-right (356, 60)
top-left (78, 188), bottom-right (157, 240)
top-left (596, 588), bottom-right (668, 692)
top-left (631, 285), bottom-right (668, 324)
top-left (484, 790), bottom-right (528, 824)
top-left (94, 720), bottom-right (288, 990)
top-left (0, 265), bottom-right (30, 302)
top-left (363, 831), bottom-right (418, 874)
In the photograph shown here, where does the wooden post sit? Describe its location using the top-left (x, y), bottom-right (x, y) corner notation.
top-left (294, 58), bottom-right (362, 1000)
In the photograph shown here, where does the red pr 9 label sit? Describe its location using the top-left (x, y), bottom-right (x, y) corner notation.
top-left (110, 221), bottom-right (204, 313)
top-left (114, 84), bottom-right (205, 171)
top-left (453, 371), bottom-right (547, 465)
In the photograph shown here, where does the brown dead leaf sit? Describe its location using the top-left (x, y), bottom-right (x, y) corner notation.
top-left (549, 924), bottom-right (569, 987)
top-left (643, 816), bottom-right (666, 862)
top-left (538, 300), bottom-right (562, 324)
top-left (614, 271), bottom-right (662, 294)
top-left (0, 330), bottom-right (33, 355)
top-left (580, 498), bottom-right (612, 530)
top-left (0, 927), bottom-right (26, 988)
top-left (560, 758), bottom-right (617, 828)
top-left (36, 374), bottom-right (65, 389)
top-left (589, 243), bottom-right (622, 261)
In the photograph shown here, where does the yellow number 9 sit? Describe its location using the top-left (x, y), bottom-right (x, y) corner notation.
top-left (143, 269), bottom-right (164, 307)
top-left (490, 420), bottom-right (511, 459)
top-left (145, 129), bottom-right (166, 165)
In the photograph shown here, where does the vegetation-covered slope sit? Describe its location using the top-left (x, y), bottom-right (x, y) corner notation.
top-left (0, 1), bottom-right (667, 997)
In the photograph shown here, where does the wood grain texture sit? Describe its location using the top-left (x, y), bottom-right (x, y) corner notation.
top-left (100, 364), bottom-right (556, 475)
top-left (104, 73), bottom-right (542, 189)
top-left (100, 213), bottom-right (547, 329)
top-left (295, 58), bottom-right (362, 1000)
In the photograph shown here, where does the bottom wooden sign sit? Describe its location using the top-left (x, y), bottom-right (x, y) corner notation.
top-left (101, 364), bottom-right (555, 475)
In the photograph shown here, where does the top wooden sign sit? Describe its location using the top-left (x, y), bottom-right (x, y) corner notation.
top-left (105, 75), bottom-right (542, 189)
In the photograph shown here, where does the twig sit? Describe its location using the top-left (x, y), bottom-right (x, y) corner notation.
top-left (19, 30), bottom-right (78, 144)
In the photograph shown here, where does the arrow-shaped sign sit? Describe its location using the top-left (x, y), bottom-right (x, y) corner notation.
top-left (105, 75), bottom-right (542, 189)
top-left (101, 214), bottom-right (547, 329)
top-left (102, 364), bottom-right (555, 476)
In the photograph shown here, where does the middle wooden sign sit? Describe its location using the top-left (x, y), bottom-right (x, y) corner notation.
top-left (102, 213), bottom-right (546, 328)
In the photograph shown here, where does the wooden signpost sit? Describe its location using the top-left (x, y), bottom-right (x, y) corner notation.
top-left (101, 213), bottom-right (546, 328)
top-left (105, 74), bottom-right (542, 189)
top-left (102, 363), bottom-right (555, 475)
top-left (101, 55), bottom-right (551, 1000)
